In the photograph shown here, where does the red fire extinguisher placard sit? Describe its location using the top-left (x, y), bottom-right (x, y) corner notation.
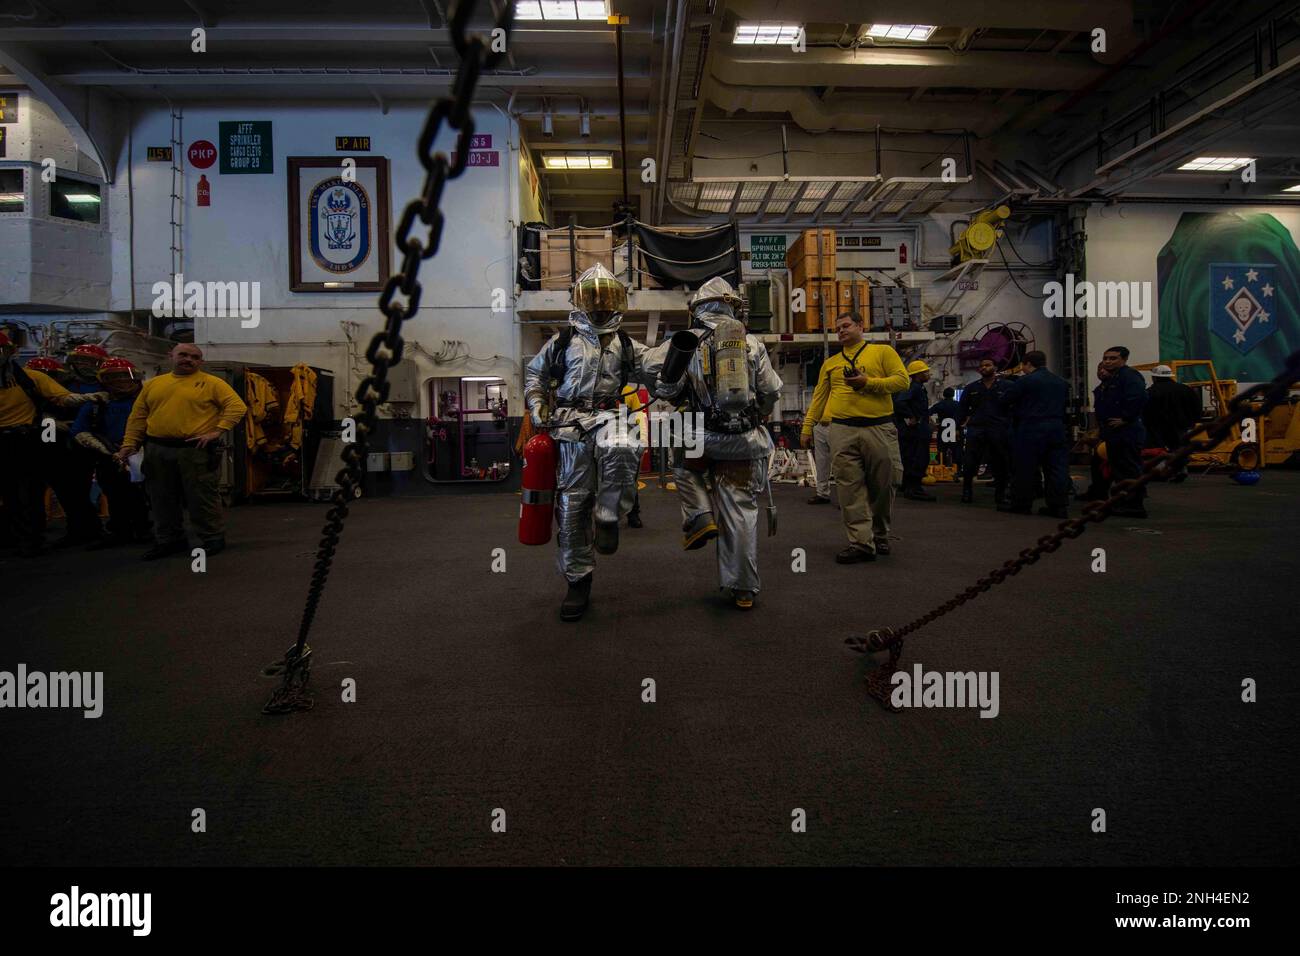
top-left (197, 174), bottom-right (210, 207)
top-left (899, 242), bottom-right (908, 264)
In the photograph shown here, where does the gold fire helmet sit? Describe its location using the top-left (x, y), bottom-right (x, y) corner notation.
top-left (572, 263), bottom-right (628, 319)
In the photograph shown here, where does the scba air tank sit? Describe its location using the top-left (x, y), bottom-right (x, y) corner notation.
top-left (711, 317), bottom-right (752, 412)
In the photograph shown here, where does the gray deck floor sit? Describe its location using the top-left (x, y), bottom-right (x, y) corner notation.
top-left (4, 472), bottom-right (1297, 866)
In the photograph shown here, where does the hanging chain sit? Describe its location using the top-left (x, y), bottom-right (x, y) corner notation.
top-left (264, 0), bottom-right (514, 715)
top-left (847, 350), bottom-right (1300, 711)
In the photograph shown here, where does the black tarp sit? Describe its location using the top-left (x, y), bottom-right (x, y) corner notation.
top-left (633, 222), bottom-right (738, 289)
top-left (517, 221), bottom-right (549, 290)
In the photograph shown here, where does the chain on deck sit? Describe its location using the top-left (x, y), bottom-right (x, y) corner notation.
top-left (264, 0), bottom-right (515, 715)
top-left (846, 350), bottom-right (1300, 712)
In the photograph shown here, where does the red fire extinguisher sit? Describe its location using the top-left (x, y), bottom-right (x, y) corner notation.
top-left (518, 431), bottom-right (557, 545)
top-left (898, 241), bottom-right (907, 264)
top-left (197, 174), bottom-right (210, 207)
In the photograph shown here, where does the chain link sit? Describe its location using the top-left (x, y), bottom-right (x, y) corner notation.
top-left (846, 350), bottom-right (1300, 712)
top-left (265, 0), bottom-right (514, 715)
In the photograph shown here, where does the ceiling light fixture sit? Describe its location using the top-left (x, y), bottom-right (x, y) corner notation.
top-left (1284, 184), bottom-right (1300, 192)
top-left (733, 21), bottom-right (802, 45)
top-left (865, 23), bottom-right (938, 42)
top-left (515, 1), bottom-right (609, 21)
top-left (1178, 156), bottom-right (1255, 172)
top-left (543, 152), bottom-right (613, 170)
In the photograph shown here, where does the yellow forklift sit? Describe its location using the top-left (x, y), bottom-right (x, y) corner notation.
top-left (1133, 359), bottom-right (1300, 470)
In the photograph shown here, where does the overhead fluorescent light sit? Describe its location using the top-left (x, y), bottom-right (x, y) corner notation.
top-left (0, 192), bottom-right (23, 203)
top-left (462, 376), bottom-right (503, 382)
top-left (538, 2), bottom-right (575, 19)
top-left (543, 152), bottom-right (613, 170)
top-left (515, 1), bottom-right (608, 20)
top-left (734, 21), bottom-right (802, 45)
top-left (1282, 184), bottom-right (1300, 192)
top-left (866, 23), bottom-right (938, 42)
top-left (1178, 156), bottom-right (1255, 172)
top-left (63, 193), bottom-right (102, 203)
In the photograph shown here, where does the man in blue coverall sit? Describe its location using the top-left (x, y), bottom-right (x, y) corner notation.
top-left (1000, 350), bottom-right (1071, 519)
top-left (1095, 345), bottom-right (1151, 518)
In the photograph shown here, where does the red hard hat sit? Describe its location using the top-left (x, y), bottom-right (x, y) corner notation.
top-left (70, 343), bottom-right (110, 360)
top-left (26, 356), bottom-right (66, 373)
top-left (97, 357), bottom-right (139, 381)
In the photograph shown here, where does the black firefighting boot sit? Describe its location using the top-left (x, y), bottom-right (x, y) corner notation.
top-left (560, 573), bottom-right (593, 622)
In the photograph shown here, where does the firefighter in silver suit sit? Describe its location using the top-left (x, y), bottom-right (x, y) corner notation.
top-left (523, 264), bottom-right (657, 622)
top-left (655, 277), bottom-right (782, 609)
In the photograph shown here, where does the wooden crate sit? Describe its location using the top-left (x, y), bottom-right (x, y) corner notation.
top-left (836, 280), bottom-right (870, 317)
top-left (540, 228), bottom-right (616, 290)
top-left (795, 280), bottom-right (836, 333)
top-left (785, 228), bottom-right (836, 289)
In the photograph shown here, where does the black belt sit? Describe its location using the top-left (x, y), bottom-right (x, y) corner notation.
top-left (832, 415), bottom-right (893, 427)
top-left (558, 399), bottom-right (619, 412)
top-left (146, 436), bottom-right (199, 448)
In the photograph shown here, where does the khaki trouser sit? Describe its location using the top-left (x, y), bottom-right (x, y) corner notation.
top-left (812, 422), bottom-right (832, 498)
top-left (142, 443), bottom-right (225, 545)
top-left (830, 421), bottom-right (897, 552)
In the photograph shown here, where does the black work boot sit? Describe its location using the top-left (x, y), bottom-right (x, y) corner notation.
top-left (835, 545), bottom-right (876, 564)
top-left (682, 513), bottom-right (718, 551)
top-left (142, 539), bottom-right (189, 560)
top-left (627, 510), bottom-right (643, 529)
top-left (594, 521), bottom-right (619, 555)
top-left (560, 574), bottom-right (593, 622)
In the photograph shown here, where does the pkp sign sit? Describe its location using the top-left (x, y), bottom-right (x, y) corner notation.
top-left (188, 140), bottom-right (217, 169)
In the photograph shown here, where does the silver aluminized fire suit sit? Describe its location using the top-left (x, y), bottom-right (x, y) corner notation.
top-left (524, 310), bottom-right (658, 582)
top-left (658, 295), bottom-right (782, 594)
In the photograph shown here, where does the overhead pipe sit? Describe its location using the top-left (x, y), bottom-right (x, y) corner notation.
top-left (616, 15), bottom-right (630, 209)
top-left (706, 79), bottom-right (1020, 137)
top-left (656, 0), bottom-right (689, 223)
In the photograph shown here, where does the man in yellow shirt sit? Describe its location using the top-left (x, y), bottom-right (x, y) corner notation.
top-left (800, 311), bottom-right (910, 562)
top-left (114, 343), bottom-right (247, 559)
top-left (0, 331), bottom-right (106, 556)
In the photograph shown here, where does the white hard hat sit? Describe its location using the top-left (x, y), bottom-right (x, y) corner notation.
top-left (1151, 364), bottom-right (1174, 379)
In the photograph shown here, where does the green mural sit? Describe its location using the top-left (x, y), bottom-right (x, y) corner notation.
top-left (1157, 212), bottom-right (1300, 381)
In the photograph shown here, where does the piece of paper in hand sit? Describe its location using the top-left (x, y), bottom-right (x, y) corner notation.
top-left (128, 450), bottom-right (145, 483)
